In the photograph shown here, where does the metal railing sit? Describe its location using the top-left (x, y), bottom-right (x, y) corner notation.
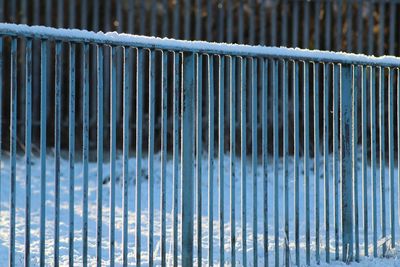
top-left (2, 0), bottom-right (400, 150)
top-left (0, 23), bottom-right (400, 266)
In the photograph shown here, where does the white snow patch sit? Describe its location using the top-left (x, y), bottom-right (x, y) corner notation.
top-left (0, 152), bottom-right (399, 266)
top-left (0, 23), bottom-right (400, 66)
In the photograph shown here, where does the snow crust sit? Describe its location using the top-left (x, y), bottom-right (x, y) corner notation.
top-left (0, 23), bottom-right (400, 66)
top-left (0, 154), bottom-right (399, 266)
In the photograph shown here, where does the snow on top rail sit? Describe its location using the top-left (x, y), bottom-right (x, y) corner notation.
top-left (1, 23), bottom-right (400, 67)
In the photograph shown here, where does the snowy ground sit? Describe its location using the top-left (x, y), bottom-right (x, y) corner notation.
top-left (0, 152), bottom-right (399, 266)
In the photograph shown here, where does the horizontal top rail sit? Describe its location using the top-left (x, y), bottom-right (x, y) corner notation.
top-left (1, 23), bottom-right (400, 68)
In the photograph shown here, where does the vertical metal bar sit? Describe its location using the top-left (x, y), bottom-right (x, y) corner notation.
top-left (103, 3), bottom-right (111, 145)
top-left (324, 0), bottom-right (332, 50)
top-left (361, 66), bottom-right (368, 257)
top-left (378, 1), bottom-right (385, 55)
top-left (136, 48), bottom-right (144, 267)
top-left (281, 0), bottom-right (288, 46)
top-left (314, 62), bottom-right (320, 264)
top-left (292, 1), bottom-right (299, 47)
top-left (184, 0), bottom-right (191, 40)
top-left (96, 44), bottom-right (103, 267)
top-left (219, 55), bottom-right (225, 266)
top-left (161, 51), bottom-right (168, 267)
top-left (0, 38), bottom-right (2, 230)
top-left (68, 42), bottom-right (76, 267)
top-left (251, 57), bottom-right (257, 267)
top-left (341, 64), bottom-right (354, 262)
top-left (39, 39), bottom-right (47, 267)
top-left (370, 66), bottom-right (378, 257)
top-left (388, 68), bottom-right (395, 249)
top-left (333, 63), bottom-right (340, 261)
top-left (82, 43), bottom-right (90, 267)
top-left (54, 41), bottom-right (62, 267)
top-left (283, 59), bottom-right (289, 267)
top-left (115, 2), bottom-right (123, 137)
top-left (389, 3), bottom-right (396, 55)
top-left (240, 56), bottom-right (247, 267)
top-left (172, 52), bottom-right (180, 267)
top-left (398, 68), bottom-right (400, 244)
top-left (294, 60), bottom-right (300, 267)
top-left (109, 46), bottom-right (117, 267)
top-left (238, 0), bottom-right (244, 43)
top-left (89, 1), bottom-right (99, 147)
top-left (304, 61), bottom-right (311, 266)
top-left (148, 50), bottom-right (156, 267)
top-left (353, 66), bottom-right (359, 262)
top-left (181, 52), bottom-right (195, 267)
top-left (273, 59), bottom-right (279, 267)
top-left (336, 0), bottom-right (343, 51)
top-left (230, 56), bottom-right (237, 267)
top-left (323, 63), bottom-right (330, 263)
top-left (367, 1), bottom-right (374, 55)
top-left (9, 37), bottom-right (17, 267)
top-left (173, 0), bottom-right (180, 39)
top-left (261, 59), bottom-right (268, 267)
top-left (303, 0), bottom-right (310, 48)
top-left (196, 52), bottom-right (203, 265)
top-left (379, 67), bottom-right (387, 256)
top-left (208, 54), bottom-right (215, 266)
top-left (19, 27), bottom-right (26, 145)
top-left (24, 38), bottom-right (32, 267)
top-left (314, 0), bottom-right (321, 49)
top-left (346, 1), bottom-right (353, 52)
top-left (122, 47), bottom-right (130, 267)
top-left (356, 0), bottom-right (363, 54)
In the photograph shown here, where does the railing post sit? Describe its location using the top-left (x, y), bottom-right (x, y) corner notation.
top-left (341, 64), bottom-right (354, 262)
top-left (181, 52), bottom-right (195, 266)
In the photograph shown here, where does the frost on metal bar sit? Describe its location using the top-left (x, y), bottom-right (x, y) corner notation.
top-left (39, 39), bottom-right (47, 267)
top-left (82, 42), bottom-right (89, 267)
top-left (96, 44), bottom-right (104, 266)
top-left (208, 53), bottom-right (215, 266)
top-left (24, 38), bottom-right (32, 267)
top-left (9, 37), bottom-right (17, 267)
top-left (54, 41), bottom-right (62, 266)
top-left (68, 42), bottom-right (76, 267)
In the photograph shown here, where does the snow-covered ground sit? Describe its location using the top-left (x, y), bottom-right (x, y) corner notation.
top-left (0, 152), bottom-right (399, 266)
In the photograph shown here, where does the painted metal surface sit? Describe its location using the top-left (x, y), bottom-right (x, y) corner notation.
top-left (0, 21), bottom-right (399, 267)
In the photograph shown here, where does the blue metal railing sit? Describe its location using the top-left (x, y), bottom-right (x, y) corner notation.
top-left (2, 0), bottom-right (400, 152)
top-left (0, 23), bottom-right (400, 266)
